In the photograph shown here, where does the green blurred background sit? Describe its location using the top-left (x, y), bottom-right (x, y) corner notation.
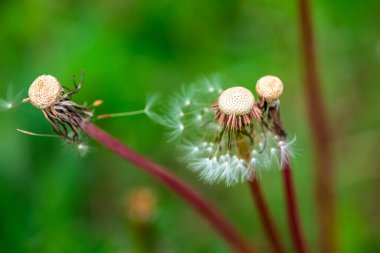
top-left (1, 0), bottom-right (379, 252)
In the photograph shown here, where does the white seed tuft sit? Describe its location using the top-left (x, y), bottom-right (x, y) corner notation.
top-left (218, 86), bottom-right (255, 115)
top-left (28, 75), bottom-right (63, 109)
top-left (255, 75), bottom-right (283, 101)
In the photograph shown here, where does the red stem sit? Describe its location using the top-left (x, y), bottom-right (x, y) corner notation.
top-left (248, 180), bottom-right (287, 253)
top-left (298, 0), bottom-right (335, 252)
top-left (282, 161), bottom-right (309, 253)
top-left (81, 122), bottom-right (257, 253)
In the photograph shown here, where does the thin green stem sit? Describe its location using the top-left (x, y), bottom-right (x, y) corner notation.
top-left (97, 109), bottom-right (146, 120)
top-left (16, 128), bottom-right (60, 138)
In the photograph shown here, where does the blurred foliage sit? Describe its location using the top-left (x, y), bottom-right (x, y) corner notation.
top-left (0, 0), bottom-right (379, 252)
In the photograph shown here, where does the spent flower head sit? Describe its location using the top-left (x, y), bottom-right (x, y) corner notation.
top-left (156, 75), bottom-right (294, 186)
top-left (28, 75), bottom-right (64, 109)
top-left (23, 74), bottom-right (93, 143)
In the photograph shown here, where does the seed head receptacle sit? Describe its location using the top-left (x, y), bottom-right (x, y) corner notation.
top-left (213, 86), bottom-right (262, 130)
top-left (28, 75), bottom-right (64, 109)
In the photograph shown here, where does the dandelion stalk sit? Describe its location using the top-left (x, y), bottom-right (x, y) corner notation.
top-left (80, 121), bottom-right (257, 253)
top-left (97, 109), bottom-right (146, 119)
top-left (248, 179), bottom-right (287, 253)
top-left (281, 159), bottom-right (307, 253)
top-left (297, 0), bottom-right (335, 252)
top-left (268, 106), bottom-right (309, 253)
top-left (236, 135), bottom-right (286, 253)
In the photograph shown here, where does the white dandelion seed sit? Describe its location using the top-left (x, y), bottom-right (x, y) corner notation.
top-left (0, 100), bottom-right (13, 110)
top-left (153, 81), bottom-right (220, 141)
top-left (0, 84), bottom-right (26, 111)
top-left (278, 136), bottom-right (296, 169)
top-left (77, 142), bottom-right (92, 157)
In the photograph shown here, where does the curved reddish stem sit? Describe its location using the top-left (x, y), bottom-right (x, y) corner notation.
top-left (249, 180), bottom-right (287, 253)
top-left (282, 162), bottom-right (309, 253)
top-left (81, 122), bottom-right (257, 253)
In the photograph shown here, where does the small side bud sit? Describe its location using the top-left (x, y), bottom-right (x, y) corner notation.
top-left (92, 100), bottom-right (103, 107)
top-left (255, 75), bottom-right (283, 102)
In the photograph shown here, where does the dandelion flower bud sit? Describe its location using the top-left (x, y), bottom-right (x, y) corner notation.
top-left (28, 75), bottom-right (63, 109)
top-left (255, 75), bottom-right (283, 102)
top-left (218, 87), bottom-right (255, 116)
top-left (126, 188), bottom-right (157, 223)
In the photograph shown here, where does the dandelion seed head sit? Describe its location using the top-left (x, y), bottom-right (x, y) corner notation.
top-left (218, 86), bottom-right (255, 116)
top-left (28, 75), bottom-right (63, 109)
top-left (256, 75), bottom-right (283, 102)
top-left (155, 76), bottom-right (296, 185)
